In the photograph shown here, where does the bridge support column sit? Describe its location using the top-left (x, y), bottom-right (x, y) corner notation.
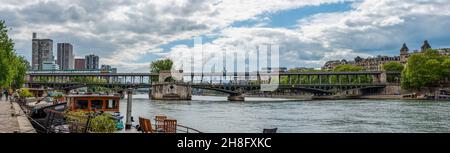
top-left (148, 87), bottom-right (152, 99)
top-left (151, 83), bottom-right (192, 100)
top-left (373, 72), bottom-right (387, 84)
top-left (227, 94), bottom-right (244, 101)
top-left (125, 89), bottom-right (133, 130)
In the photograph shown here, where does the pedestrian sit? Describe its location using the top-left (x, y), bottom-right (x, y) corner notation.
top-left (0, 89), bottom-right (3, 100)
top-left (9, 89), bottom-right (13, 100)
top-left (4, 89), bottom-right (9, 101)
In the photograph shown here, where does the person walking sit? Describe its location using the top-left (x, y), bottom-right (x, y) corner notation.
top-left (4, 89), bottom-right (9, 101)
top-left (8, 89), bottom-right (13, 101)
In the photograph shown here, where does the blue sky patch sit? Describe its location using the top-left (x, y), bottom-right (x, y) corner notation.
top-left (231, 2), bottom-right (353, 29)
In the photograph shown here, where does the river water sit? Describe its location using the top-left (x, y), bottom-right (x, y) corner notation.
top-left (119, 95), bottom-right (450, 133)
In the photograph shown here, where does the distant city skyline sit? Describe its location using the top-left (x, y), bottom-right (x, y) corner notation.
top-left (30, 32), bottom-right (106, 71)
top-left (3, 0), bottom-right (450, 72)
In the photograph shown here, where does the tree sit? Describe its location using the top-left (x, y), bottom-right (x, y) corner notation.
top-left (383, 62), bottom-right (404, 83)
top-left (383, 62), bottom-right (404, 72)
top-left (279, 68), bottom-right (325, 85)
top-left (0, 20), bottom-right (15, 87)
top-left (149, 59), bottom-right (173, 82)
top-left (0, 20), bottom-right (28, 89)
top-left (11, 56), bottom-right (29, 89)
top-left (401, 49), bottom-right (449, 91)
top-left (333, 64), bottom-right (370, 84)
top-left (442, 58), bottom-right (450, 77)
top-left (333, 64), bottom-right (364, 72)
top-left (150, 59), bottom-right (173, 73)
top-left (278, 65), bottom-right (371, 85)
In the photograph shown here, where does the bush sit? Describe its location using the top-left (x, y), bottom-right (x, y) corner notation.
top-left (383, 62), bottom-right (404, 71)
top-left (89, 113), bottom-right (117, 133)
top-left (52, 92), bottom-right (64, 99)
top-left (65, 111), bottom-right (117, 133)
top-left (19, 88), bottom-right (34, 98)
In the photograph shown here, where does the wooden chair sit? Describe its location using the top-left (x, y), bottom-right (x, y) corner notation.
top-left (263, 128), bottom-right (277, 133)
top-left (139, 117), bottom-right (155, 133)
top-left (163, 119), bottom-right (177, 133)
top-left (155, 115), bottom-right (167, 131)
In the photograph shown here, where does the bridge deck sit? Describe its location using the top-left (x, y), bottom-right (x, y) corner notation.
top-left (25, 71), bottom-right (397, 94)
top-left (26, 71), bottom-right (401, 76)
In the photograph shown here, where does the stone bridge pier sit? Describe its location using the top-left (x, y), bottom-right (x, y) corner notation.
top-left (151, 70), bottom-right (192, 100)
top-left (151, 83), bottom-right (192, 100)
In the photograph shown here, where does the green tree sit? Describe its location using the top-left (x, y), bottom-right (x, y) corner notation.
top-left (383, 61), bottom-right (404, 83)
top-left (333, 64), bottom-right (364, 72)
top-left (150, 59), bottom-right (173, 82)
top-left (150, 59), bottom-right (173, 73)
top-left (12, 56), bottom-right (29, 89)
top-left (0, 20), bottom-right (15, 87)
top-left (332, 64), bottom-right (369, 84)
top-left (279, 65), bottom-right (371, 85)
top-left (279, 68), bottom-right (325, 85)
top-left (442, 58), bottom-right (450, 77)
top-left (0, 20), bottom-right (28, 89)
top-left (401, 49), bottom-right (449, 90)
top-left (383, 61), bottom-right (404, 71)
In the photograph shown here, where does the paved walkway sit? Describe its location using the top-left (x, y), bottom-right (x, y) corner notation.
top-left (0, 98), bottom-right (19, 133)
top-left (0, 98), bottom-right (36, 133)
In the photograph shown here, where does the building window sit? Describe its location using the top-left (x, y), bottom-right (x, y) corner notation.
top-left (76, 100), bottom-right (89, 109)
top-left (91, 100), bottom-right (104, 110)
top-left (106, 100), bottom-right (117, 109)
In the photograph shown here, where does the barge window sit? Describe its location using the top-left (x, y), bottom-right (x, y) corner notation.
top-left (91, 100), bottom-right (104, 110)
top-left (76, 100), bottom-right (89, 109)
top-left (107, 100), bottom-right (117, 109)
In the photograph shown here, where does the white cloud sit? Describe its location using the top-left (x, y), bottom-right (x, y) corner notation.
top-left (2, 0), bottom-right (355, 72)
top-left (161, 0), bottom-right (450, 70)
top-left (3, 0), bottom-right (450, 72)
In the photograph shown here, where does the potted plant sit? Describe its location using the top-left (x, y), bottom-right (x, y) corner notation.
top-left (19, 88), bottom-right (34, 104)
top-left (65, 111), bottom-right (118, 133)
top-left (53, 93), bottom-right (64, 104)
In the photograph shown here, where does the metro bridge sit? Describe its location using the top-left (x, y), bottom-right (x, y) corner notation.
top-left (25, 71), bottom-right (399, 100)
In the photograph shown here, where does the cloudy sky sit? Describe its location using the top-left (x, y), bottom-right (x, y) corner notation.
top-left (2, 0), bottom-right (450, 72)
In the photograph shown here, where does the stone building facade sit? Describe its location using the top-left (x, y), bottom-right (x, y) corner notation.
top-left (322, 60), bottom-right (347, 70)
top-left (437, 48), bottom-right (450, 56)
top-left (353, 55), bottom-right (400, 71)
top-left (322, 55), bottom-right (400, 71)
top-left (322, 40), bottom-right (448, 71)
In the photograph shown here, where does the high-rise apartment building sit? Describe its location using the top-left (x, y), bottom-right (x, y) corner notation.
top-left (32, 33), bottom-right (53, 70)
top-left (85, 54), bottom-right (99, 70)
top-left (57, 43), bottom-right (74, 70)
